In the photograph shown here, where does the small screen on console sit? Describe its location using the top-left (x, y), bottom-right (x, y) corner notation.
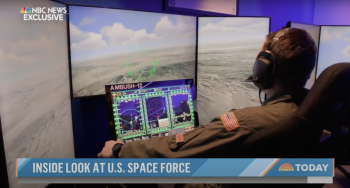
top-left (105, 79), bottom-right (196, 142)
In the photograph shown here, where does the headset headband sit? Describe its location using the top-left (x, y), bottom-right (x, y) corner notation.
top-left (268, 28), bottom-right (290, 51)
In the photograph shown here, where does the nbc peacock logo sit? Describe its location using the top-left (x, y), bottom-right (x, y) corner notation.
top-left (279, 163), bottom-right (294, 171)
top-left (20, 7), bottom-right (31, 14)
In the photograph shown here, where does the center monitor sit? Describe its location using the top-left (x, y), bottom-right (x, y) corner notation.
top-left (68, 5), bottom-right (197, 98)
top-left (105, 79), bottom-right (196, 142)
top-left (197, 17), bottom-right (270, 125)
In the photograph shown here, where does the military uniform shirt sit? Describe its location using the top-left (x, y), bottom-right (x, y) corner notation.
top-left (119, 89), bottom-right (308, 159)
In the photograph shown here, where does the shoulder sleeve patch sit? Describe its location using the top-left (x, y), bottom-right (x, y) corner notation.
top-left (220, 111), bottom-right (240, 132)
top-left (176, 133), bottom-right (184, 143)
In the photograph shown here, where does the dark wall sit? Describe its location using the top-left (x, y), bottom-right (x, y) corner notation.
top-left (239, 0), bottom-right (315, 31)
top-left (61, 0), bottom-right (164, 12)
top-left (314, 0), bottom-right (350, 25)
top-left (71, 97), bottom-right (110, 158)
top-left (60, 0), bottom-right (234, 15)
top-left (61, 0), bottom-right (316, 30)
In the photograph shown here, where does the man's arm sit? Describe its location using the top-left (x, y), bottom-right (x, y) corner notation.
top-left (119, 111), bottom-right (255, 158)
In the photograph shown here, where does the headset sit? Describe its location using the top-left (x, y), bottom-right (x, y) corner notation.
top-left (246, 28), bottom-right (310, 104)
top-left (245, 28), bottom-right (294, 104)
top-left (245, 28), bottom-right (291, 90)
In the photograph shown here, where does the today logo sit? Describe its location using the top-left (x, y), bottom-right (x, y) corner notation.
top-left (279, 163), bottom-right (329, 172)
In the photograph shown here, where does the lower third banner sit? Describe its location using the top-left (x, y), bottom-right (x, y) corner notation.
top-left (16, 158), bottom-right (334, 184)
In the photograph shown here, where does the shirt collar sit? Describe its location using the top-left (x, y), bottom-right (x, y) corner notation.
top-left (262, 88), bottom-right (309, 106)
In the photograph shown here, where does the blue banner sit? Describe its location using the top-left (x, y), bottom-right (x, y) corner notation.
top-left (16, 158), bottom-right (334, 177)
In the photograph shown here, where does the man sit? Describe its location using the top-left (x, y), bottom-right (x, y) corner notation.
top-left (98, 28), bottom-right (317, 186)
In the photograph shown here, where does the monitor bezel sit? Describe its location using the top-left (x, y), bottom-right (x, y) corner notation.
top-left (105, 79), bottom-right (196, 140)
top-left (66, 4), bottom-right (199, 99)
top-left (163, 0), bottom-right (239, 16)
top-left (50, 0), bottom-right (66, 4)
top-left (315, 25), bottom-right (350, 78)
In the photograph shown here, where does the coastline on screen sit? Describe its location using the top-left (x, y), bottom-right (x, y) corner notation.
top-left (317, 26), bottom-right (350, 78)
top-left (105, 79), bottom-right (196, 142)
top-left (196, 17), bottom-right (270, 125)
top-left (68, 5), bottom-right (197, 98)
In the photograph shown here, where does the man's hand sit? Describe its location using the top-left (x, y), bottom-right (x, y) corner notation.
top-left (97, 139), bottom-right (124, 158)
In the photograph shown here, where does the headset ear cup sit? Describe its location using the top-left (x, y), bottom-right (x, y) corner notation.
top-left (253, 51), bottom-right (276, 90)
top-left (251, 29), bottom-right (288, 90)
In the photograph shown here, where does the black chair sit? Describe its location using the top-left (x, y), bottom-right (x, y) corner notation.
top-left (240, 63), bottom-right (350, 159)
top-left (236, 63), bottom-right (350, 188)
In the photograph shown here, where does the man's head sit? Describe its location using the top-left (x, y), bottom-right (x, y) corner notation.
top-left (260, 28), bottom-right (317, 92)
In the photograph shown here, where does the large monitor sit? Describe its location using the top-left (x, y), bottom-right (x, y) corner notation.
top-left (290, 22), bottom-right (321, 89)
top-left (68, 5), bottom-right (197, 98)
top-left (317, 26), bottom-right (350, 77)
top-left (197, 17), bottom-right (270, 125)
top-left (105, 79), bottom-right (196, 142)
top-left (0, 1), bottom-right (75, 188)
